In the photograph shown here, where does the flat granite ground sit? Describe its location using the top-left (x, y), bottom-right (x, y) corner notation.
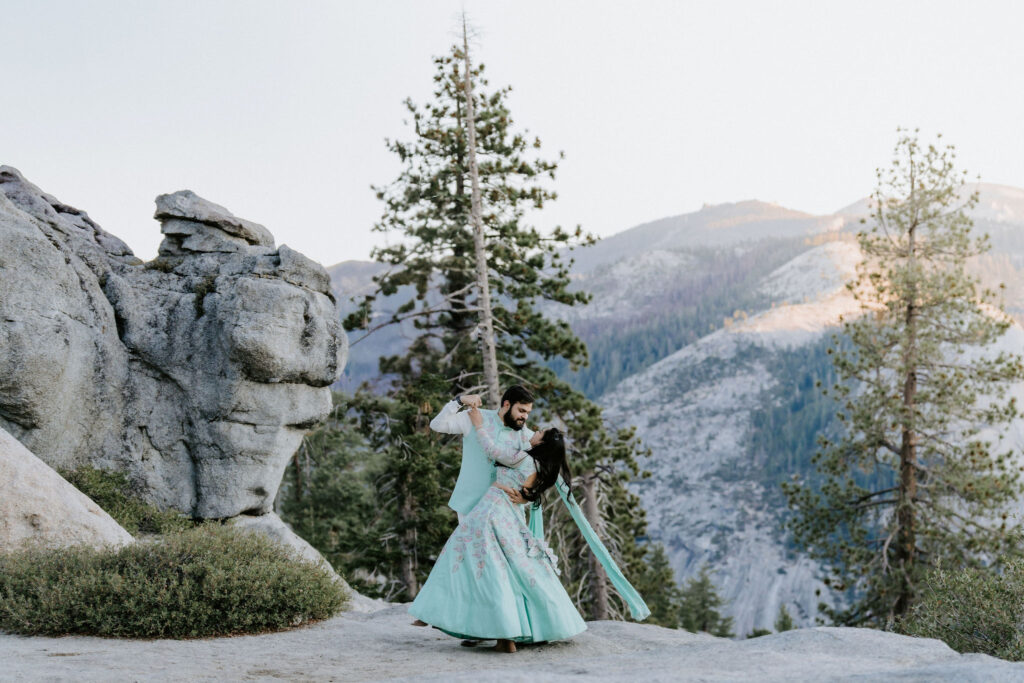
top-left (2, 605), bottom-right (1023, 682)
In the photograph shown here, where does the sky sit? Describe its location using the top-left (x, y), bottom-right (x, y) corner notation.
top-left (3, 0), bottom-right (1024, 266)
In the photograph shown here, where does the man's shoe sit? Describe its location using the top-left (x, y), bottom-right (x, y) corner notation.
top-left (411, 619), bottom-right (428, 627)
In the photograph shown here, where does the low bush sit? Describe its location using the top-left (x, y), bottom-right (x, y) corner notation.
top-left (0, 525), bottom-right (348, 638)
top-left (143, 257), bottom-right (177, 273)
top-left (898, 560), bottom-right (1024, 661)
top-left (59, 466), bottom-right (193, 535)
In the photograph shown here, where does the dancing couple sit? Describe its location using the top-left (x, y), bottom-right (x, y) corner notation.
top-left (409, 385), bottom-right (650, 653)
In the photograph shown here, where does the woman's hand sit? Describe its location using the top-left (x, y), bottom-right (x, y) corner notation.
top-left (495, 483), bottom-right (526, 505)
top-left (468, 406), bottom-right (483, 427)
top-left (459, 394), bottom-right (482, 409)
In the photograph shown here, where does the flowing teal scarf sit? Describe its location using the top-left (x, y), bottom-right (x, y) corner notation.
top-left (528, 475), bottom-right (651, 621)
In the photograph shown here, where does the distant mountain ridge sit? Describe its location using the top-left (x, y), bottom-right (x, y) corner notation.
top-left (331, 182), bottom-right (1024, 283)
top-left (568, 199), bottom-right (844, 275)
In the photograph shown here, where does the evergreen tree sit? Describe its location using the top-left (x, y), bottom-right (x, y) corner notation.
top-left (678, 566), bottom-right (734, 637)
top-left (338, 42), bottom-right (584, 601)
top-left (632, 544), bottom-right (683, 628)
top-left (774, 603), bottom-right (796, 632)
top-left (280, 387), bottom-right (459, 601)
top-left (337, 40), bottom-right (666, 613)
top-left (278, 395), bottom-right (380, 595)
top-left (744, 603), bottom-right (797, 638)
top-left (783, 130), bottom-right (1024, 627)
top-left (345, 44), bottom-right (589, 387)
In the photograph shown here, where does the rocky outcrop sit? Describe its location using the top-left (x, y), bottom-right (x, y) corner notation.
top-left (0, 427), bottom-right (133, 549)
top-left (0, 166), bottom-right (346, 520)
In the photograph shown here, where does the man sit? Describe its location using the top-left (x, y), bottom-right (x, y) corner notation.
top-left (430, 385), bottom-right (536, 523)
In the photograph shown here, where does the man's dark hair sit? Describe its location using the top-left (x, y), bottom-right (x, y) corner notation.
top-left (501, 385), bottom-right (534, 407)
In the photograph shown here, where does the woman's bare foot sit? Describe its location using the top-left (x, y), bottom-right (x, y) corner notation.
top-left (494, 639), bottom-right (517, 653)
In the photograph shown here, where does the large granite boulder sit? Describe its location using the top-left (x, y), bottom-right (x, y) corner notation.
top-left (0, 166), bottom-right (346, 519)
top-left (0, 427), bottom-right (134, 549)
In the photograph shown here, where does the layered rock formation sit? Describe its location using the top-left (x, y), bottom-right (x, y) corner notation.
top-left (0, 427), bottom-right (134, 549)
top-left (0, 166), bottom-right (346, 520)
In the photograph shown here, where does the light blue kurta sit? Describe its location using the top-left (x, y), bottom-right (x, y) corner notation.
top-left (429, 401), bottom-right (532, 515)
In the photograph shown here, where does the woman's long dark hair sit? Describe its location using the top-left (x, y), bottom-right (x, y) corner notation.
top-left (521, 428), bottom-right (571, 503)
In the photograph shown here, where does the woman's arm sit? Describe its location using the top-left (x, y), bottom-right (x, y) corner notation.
top-left (469, 407), bottom-right (528, 466)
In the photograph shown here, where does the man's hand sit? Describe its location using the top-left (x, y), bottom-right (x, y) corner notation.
top-left (495, 483), bottom-right (526, 505)
top-left (459, 394), bottom-right (482, 409)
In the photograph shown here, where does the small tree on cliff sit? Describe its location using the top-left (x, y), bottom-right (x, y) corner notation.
top-left (783, 130), bottom-right (1024, 627)
top-left (632, 543), bottom-right (684, 628)
top-left (679, 566), bottom-right (734, 637)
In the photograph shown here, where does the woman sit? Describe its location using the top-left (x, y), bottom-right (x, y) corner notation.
top-left (408, 406), bottom-right (649, 653)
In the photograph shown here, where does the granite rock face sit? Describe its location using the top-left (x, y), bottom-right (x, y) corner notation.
top-left (0, 427), bottom-right (134, 549)
top-left (2, 606), bottom-right (1023, 681)
top-left (0, 166), bottom-right (346, 519)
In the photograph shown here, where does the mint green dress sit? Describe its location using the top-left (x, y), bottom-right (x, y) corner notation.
top-left (409, 421), bottom-right (651, 643)
top-left (408, 452), bottom-right (587, 642)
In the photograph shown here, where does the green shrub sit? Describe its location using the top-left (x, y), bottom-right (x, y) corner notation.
top-left (898, 560), bottom-right (1024, 660)
top-left (143, 257), bottom-right (177, 273)
top-left (0, 525), bottom-right (348, 638)
top-left (59, 466), bottom-right (192, 535)
top-left (192, 275), bottom-right (216, 317)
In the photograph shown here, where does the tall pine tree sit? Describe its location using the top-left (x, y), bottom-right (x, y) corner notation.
top-left (783, 130), bottom-right (1024, 627)
top-left (337, 40), bottom-right (669, 614)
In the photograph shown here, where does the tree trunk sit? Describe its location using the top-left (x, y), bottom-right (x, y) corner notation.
top-left (894, 217), bottom-right (919, 621)
top-left (291, 449), bottom-right (303, 506)
top-left (400, 477), bottom-right (419, 598)
top-left (449, 80), bottom-right (474, 394)
top-left (581, 472), bottom-right (610, 620)
top-left (461, 17), bottom-right (501, 409)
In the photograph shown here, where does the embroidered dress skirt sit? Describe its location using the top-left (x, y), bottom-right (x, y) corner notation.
top-left (408, 486), bottom-right (587, 643)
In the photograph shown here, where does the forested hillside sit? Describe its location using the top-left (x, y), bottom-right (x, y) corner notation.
top-left (551, 238), bottom-right (811, 397)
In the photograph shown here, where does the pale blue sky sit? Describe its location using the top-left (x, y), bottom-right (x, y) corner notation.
top-left (3, 1), bottom-right (1023, 266)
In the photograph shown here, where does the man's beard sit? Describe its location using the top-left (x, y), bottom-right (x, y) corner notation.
top-left (503, 410), bottom-right (526, 431)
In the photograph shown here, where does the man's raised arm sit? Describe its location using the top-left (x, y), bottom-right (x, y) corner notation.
top-left (429, 395), bottom-right (475, 435)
